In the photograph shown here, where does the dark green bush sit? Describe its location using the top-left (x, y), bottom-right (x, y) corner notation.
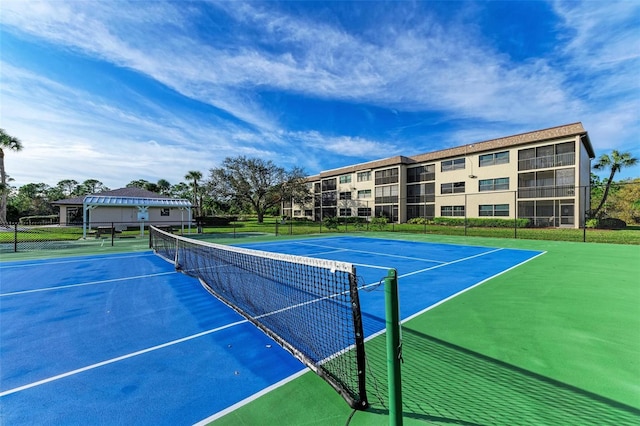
top-left (370, 216), bottom-right (388, 230)
top-left (323, 216), bottom-right (340, 230)
top-left (597, 218), bottom-right (626, 229)
top-left (431, 217), bottom-right (529, 228)
top-left (196, 216), bottom-right (237, 226)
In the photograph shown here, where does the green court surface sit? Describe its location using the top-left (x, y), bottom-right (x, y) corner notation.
top-left (2, 233), bottom-right (639, 425)
top-left (209, 234), bottom-right (640, 425)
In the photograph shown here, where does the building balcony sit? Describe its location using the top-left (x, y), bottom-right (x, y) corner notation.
top-left (518, 185), bottom-right (575, 199)
top-left (518, 152), bottom-right (575, 171)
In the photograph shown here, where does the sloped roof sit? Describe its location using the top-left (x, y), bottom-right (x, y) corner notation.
top-left (52, 187), bottom-right (191, 207)
top-left (83, 195), bottom-right (191, 208)
top-left (308, 122), bottom-right (594, 180)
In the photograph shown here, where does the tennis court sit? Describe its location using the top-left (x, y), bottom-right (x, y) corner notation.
top-left (0, 235), bottom-right (540, 424)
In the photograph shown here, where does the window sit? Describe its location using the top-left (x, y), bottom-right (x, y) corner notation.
top-left (357, 189), bottom-right (371, 199)
top-left (322, 178), bottom-right (336, 191)
top-left (441, 158), bottom-right (465, 171)
top-left (406, 204), bottom-right (435, 220)
top-left (441, 182), bottom-right (465, 194)
top-left (375, 205), bottom-right (398, 222)
top-left (375, 185), bottom-right (399, 203)
top-left (357, 207), bottom-right (372, 217)
top-left (339, 208), bottom-right (352, 216)
top-left (375, 168), bottom-right (399, 185)
top-left (339, 175), bottom-right (352, 184)
top-left (479, 177), bottom-right (509, 191)
top-left (407, 183), bottom-right (435, 203)
top-left (339, 191), bottom-right (352, 200)
top-left (160, 208), bottom-right (170, 216)
top-left (479, 151), bottom-right (509, 167)
top-left (479, 204), bottom-right (509, 217)
top-left (357, 171), bottom-right (371, 182)
top-left (321, 191), bottom-right (337, 206)
top-left (441, 206), bottom-right (465, 216)
top-left (407, 164), bottom-right (435, 182)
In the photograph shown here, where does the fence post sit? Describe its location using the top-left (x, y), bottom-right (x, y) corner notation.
top-left (514, 190), bottom-right (517, 239)
top-left (583, 185), bottom-right (588, 243)
top-left (14, 222), bottom-right (18, 253)
top-left (111, 222), bottom-right (115, 246)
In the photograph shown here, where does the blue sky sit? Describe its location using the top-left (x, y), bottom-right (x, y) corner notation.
top-left (1, 0), bottom-right (639, 189)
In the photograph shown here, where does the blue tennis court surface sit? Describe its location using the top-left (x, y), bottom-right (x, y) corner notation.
top-left (0, 237), bottom-right (543, 424)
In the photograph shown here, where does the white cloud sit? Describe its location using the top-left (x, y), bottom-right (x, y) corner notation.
top-left (1, 0), bottom-right (639, 184)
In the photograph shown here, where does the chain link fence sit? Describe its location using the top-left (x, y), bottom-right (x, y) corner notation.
top-left (2, 181), bottom-right (638, 253)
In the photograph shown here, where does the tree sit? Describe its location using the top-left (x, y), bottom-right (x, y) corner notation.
top-left (56, 179), bottom-right (79, 197)
top-left (207, 156), bottom-right (308, 223)
top-left (185, 171), bottom-right (203, 216)
top-left (80, 179), bottom-right (109, 195)
top-left (127, 179), bottom-right (151, 189)
top-left (12, 183), bottom-right (53, 216)
top-left (603, 179), bottom-right (640, 224)
top-left (170, 182), bottom-right (191, 200)
top-left (0, 129), bottom-right (23, 224)
top-left (592, 150), bottom-right (638, 218)
top-left (156, 179), bottom-right (171, 196)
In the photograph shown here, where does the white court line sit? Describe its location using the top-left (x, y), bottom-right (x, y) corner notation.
top-left (193, 245), bottom-right (527, 424)
top-left (397, 247), bottom-right (505, 279)
top-left (193, 369), bottom-right (309, 426)
top-left (366, 251), bottom-right (548, 340)
top-left (0, 252), bottom-right (155, 269)
top-left (0, 271), bottom-right (176, 297)
top-left (294, 241), bottom-right (447, 264)
top-left (352, 247), bottom-right (507, 285)
top-left (0, 319), bottom-right (249, 398)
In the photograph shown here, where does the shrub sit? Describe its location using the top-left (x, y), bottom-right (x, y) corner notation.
top-left (586, 218), bottom-right (598, 229)
top-left (407, 217), bottom-right (429, 225)
top-left (195, 216), bottom-right (237, 226)
top-left (597, 218), bottom-right (627, 229)
top-left (431, 217), bottom-right (529, 228)
top-left (370, 216), bottom-right (388, 231)
top-left (18, 215), bottom-right (59, 225)
top-left (322, 216), bottom-right (340, 230)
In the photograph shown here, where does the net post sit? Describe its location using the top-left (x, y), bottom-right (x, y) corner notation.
top-left (384, 268), bottom-right (403, 426)
top-left (349, 271), bottom-right (369, 410)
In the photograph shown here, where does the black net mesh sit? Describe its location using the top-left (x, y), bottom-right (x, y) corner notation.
top-left (150, 226), bottom-right (368, 409)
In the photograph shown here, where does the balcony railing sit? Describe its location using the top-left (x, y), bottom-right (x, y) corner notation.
top-left (518, 185), bottom-right (575, 199)
top-left (375, 196), bottom-right (399, 204)
top-left (518, 152), bottom-right (575, 171)
top-left (406, 194), bottom-right (435, 203)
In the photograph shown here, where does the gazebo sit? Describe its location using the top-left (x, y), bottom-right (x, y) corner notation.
top-left (82, 193), bottom-right (192, 238)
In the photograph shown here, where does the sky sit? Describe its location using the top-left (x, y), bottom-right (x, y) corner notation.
top-left (1, 0), bottom-right (639, 190)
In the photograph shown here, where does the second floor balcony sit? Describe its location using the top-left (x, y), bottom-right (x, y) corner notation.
top-left (518, 184), bottom-right (575, 199)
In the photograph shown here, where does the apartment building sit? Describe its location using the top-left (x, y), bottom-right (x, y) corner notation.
top-left (287, 123), bottom-right (595, 228)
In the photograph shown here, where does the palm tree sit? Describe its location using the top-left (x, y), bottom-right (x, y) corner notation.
top-left (592, 150), bottom-right (638, 218)
top-left (184, 171), bottom-right (202, 216)
top-left (0, 129), bottom-right (23, 224)
top-left (156, 179), bottom-right (171, 196)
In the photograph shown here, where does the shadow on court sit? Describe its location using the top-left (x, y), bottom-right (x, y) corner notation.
top-left (363, 326), bottom-right (640, 425)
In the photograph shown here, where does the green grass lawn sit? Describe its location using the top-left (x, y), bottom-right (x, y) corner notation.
top-left (2, 218), bottom-right (639, 246)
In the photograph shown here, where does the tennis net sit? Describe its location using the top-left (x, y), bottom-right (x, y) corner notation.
top-left (149, 226), bottom-right (369, 409)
